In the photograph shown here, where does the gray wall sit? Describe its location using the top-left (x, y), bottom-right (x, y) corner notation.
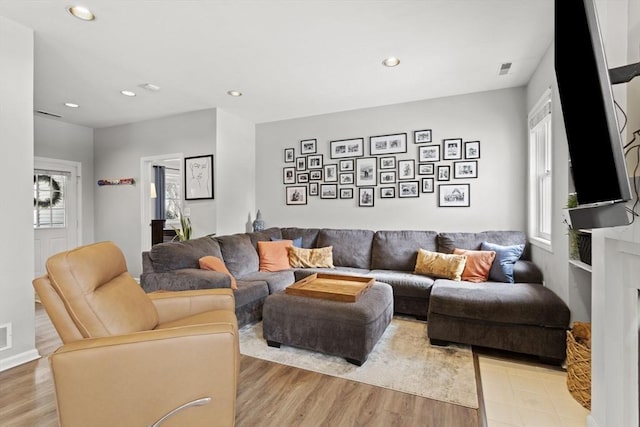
top-left (94, 109), bottom-right (217, 277)
top-left (256, 88), bottom-right (528, 232)
top-left (0, 17), bottom-right (37, 370)
top-left (34, 115), bottom-right (95, 244)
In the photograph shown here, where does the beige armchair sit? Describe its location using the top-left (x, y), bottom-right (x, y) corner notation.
top-left (33, 241), bottom-right (239, 427)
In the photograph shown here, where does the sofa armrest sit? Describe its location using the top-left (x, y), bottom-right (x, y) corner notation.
top-left (149, 289), bottom-right (235, 323)
top-left (49, 324), bottom-right (238, 427)
top-left (513, 260), bottom-right (544, 284)
top-left (140, 268), bottom-right (232, 292)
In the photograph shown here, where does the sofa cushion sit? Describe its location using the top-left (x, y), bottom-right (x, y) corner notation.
top-left (257, 240), bottom-right (293, 272)
top-left (233, 280), bottom-right (269, 308)
top-left (148, 236), bottom-right (222, 273)
top-left (198, 256), bottom-right (237, 289)
top-left (368, 269), bottom-right (435, 298)
top-left (216, 233), bottom-right (259, 277)
top-left (481, 241), bottom-right (525, 283)
top-left (371, 230), bottom-right (438, 271)
top-left (316, 228), bottom-right (374, 269)
top-left (429, 280), bottom-right (570, 328)
top-left (453, 248), bottom-right (496, 283)
top-left (414, 249), bottom-right (467, 281)
top-left (236, 270), bottom-right (295, 294)
top-left (248, 227), bottom-right (283, 249)
top-left (438, 231), bottom-right (530, 261)
top-left (281, 227), bottom-right (321, 248)
top-left (288, 246), bottom-right (334, 268)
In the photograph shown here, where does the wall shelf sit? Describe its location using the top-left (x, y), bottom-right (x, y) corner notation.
top-left (569, 259), bottom-right (592, 273)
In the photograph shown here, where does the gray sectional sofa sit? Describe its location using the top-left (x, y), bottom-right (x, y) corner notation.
top-left (140, 227), bottom-right (570, 362)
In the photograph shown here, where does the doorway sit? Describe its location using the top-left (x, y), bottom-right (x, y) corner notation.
top-left (33, 157), bottom-right (81, 278)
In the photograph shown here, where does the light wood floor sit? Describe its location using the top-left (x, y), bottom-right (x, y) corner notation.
top-left (0, 304), bottom-right (485, 427)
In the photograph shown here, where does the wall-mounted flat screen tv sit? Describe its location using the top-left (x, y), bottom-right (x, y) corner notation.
top-left (555, 0), bottom-right (632, 229)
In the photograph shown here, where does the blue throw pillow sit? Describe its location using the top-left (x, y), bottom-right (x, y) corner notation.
top-left (271, 236), bottom-right (302, 248)
top-left (480, 241), bottom-right (525, 283)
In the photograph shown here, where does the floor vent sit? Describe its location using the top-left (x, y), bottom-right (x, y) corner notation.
top-left (0, 323), bottom-right (12, 352)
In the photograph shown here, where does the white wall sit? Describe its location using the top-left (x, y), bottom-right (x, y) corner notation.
top-left (94, 109), bottom-right (217, 277)
top-left (34, 115), bottom-right (95, 244)
top-left (216, 109), bottom-right (256, 235)
top-left (256, 88), bottom-right (528, 232)
top-left (0, 17), bottom-right (38, 371)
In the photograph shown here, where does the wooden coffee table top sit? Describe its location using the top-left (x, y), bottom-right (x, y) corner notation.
top-left (285, 273), bottom-right (374, 302)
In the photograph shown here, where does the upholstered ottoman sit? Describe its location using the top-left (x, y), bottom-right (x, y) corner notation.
top-left (427, 280), bottom-right (570, 363)
top-left (262, 282), bottom-right (393, 365)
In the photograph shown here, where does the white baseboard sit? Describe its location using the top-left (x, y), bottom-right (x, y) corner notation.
top-left (0, 349), bottom-right (40, 372)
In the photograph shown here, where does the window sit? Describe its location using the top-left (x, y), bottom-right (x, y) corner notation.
top-left (34, 171), bottom-right (68, 228)
top-left (528, 89), bottom-right (552, 248)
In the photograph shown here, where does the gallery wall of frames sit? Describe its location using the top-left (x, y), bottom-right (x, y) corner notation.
top-left (282, 130), bottom-right (480, 208)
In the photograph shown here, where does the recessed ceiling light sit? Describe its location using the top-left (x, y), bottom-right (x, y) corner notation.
top-left (140, 83), bottom-right (161, 92)
top-left (227, 90), bottom-right (242, 97)
top-left (120, 90), bottom-right (136, 97)
top-left (68, 6), bottom-right (95, 21)
top-left (64, 102), bottom-right (79, 108)
top-left (382, 57), bottom-right (401, 67)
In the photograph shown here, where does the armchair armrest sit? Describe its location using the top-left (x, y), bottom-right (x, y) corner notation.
top-left (50, 324), bottom-right (238, 427)
top-left (149, 289), bottom-right (235, 324)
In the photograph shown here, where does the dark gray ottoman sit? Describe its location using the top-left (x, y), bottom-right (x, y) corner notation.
top-left (262, 282), bottom-right (393, 365)
top-left (427, 280), bottom-right (570, 363)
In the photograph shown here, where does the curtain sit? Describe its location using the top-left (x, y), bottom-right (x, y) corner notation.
top-left (153, 165), bottom-right (166, 220)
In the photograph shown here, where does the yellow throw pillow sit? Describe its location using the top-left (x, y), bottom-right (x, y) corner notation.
top-left (257, 240), bottom-right (294, 272)
top-left (198, 256), bottom-right (237, 290)
top-left (453, 248), bottom-right (496, 283)
top-left (414, 248), bottom-right (467, 281)
top-left (288, 246), bottom-right (334, 268)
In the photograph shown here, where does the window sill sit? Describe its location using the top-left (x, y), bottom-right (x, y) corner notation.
top-left (529, 236), bottom-right (552, 253)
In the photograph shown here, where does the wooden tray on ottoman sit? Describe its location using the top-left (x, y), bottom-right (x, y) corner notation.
top-left (285, 273), bottom-right (374, 302)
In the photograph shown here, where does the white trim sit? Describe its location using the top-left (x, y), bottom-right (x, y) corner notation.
top-left (0, 349), bottom-right (40, 372)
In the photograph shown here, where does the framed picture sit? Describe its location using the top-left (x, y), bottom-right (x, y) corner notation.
top-left (330, 138), bottom-right (364, 159)
top-left (398, 181), bottom-right (419, 198)
top-left (296, 157), bottom-right (306, 171)
top-left (359, 187), bottom-right (375, 207)
top-left (418, 145), bottom-right (440, 162)
top-left (185, 154), bottom-right (214, 200)
top-left (300, 138), bottom-right (317, 155)
top-left (297, 172), bottom-right (309, 183)
top-left (465, 141), bottom-right (481, 159)
top-left (309, 182), bottom-right (319, 196)
top-left (339, 173), bottom-right (354, 185)
top-left (437, 165), bottom-right (450, 181)
top-left (398, 159), bottom-right (415, 180)
top-left (286, 185), bottom-right (307, 205)
top-left (324, 164), bottom-right (338, 182)
top-left (369, 133), bottom-right (407, 155)
top-left (340, 159), bottom-right (354, 171)
top-left (379, 171), bottom-right (396, 184)
top-left (414, 129), bottom-right (432, 144)
top-left (453, 161), bottom-right (478, 179)
top-left (422, 178), bottom-right (434, 193)
top-left (380, 187), bottom-right (395, 198)
top-left (439, 183), bottom-right (470, 207)
top-left (320, 184), bottom-right (338, 199)
top-left (443, 138), bottom-right (463, 160)
top-left (340, 188), bottom-right (353, 199)
top-left (284, 148), bottom-right (295, 163)
top-left (418, 163), bottom-right (435, 175)
top-left (283, 167), bottom-right (296, 184)
top-left (356, 157), bottom-right (377, 187)
top-left (307, 154), bottom-right (323, 169)
top-left (309, 170), bottom-right (323, 181)
top-left (379, 156), bottom-right (396, 170)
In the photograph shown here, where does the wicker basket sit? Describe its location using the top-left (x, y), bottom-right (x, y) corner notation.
top-left (566, 323), bottom-right (591, 410)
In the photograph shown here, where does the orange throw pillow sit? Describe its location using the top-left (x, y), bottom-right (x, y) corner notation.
top-left (257, 240), bottom-right (293, 272)
top-left (198, 256), bottom-right (237, 290)
top-left (453, 248), bottom-right (496, 283)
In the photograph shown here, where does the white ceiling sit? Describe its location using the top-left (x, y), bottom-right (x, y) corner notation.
top-left (0, 0), bottom-right (554, 129)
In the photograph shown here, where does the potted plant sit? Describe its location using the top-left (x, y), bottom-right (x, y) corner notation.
top-left (172, 208), bottom-right (192, 241)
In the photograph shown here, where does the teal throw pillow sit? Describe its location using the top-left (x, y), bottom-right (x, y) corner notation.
top-left (271, 236), bottom-right (303, 248)
top-left (480, 241), bottom-right (525, 283)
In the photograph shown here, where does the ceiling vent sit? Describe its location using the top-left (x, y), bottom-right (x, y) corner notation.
top-left (35, 110), bottom-right (62, 118)
top-left (498, 62), bottom-right (512, 76)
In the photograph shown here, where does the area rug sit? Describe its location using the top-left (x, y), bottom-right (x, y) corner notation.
top-left (239, 317), bottom-right (479, 409)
